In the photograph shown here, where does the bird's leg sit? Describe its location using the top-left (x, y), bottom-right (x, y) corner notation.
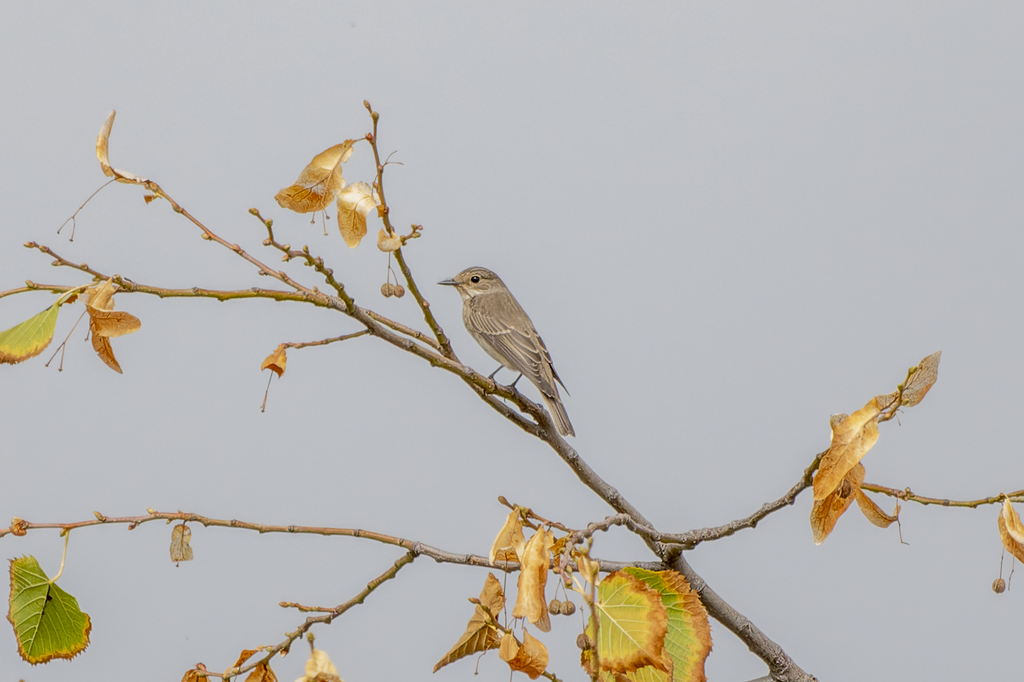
top-left (488, 365), bottom-right (503, 381)
top-left (509, 373), bottom-right (523, 389)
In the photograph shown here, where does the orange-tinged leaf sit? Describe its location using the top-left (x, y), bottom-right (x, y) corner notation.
top-left (96, 110), bottom-right (148, 184)
top-left (335, 182), bottom-right (379, 248)
top-left (506, 628), bottom-right (549, 680)
top-left (512, 528), bottom-right (554, 633)
top-left (90, 333), bottom-right (123, 373)
top-left (81, 280), bottom-right (140, 372)
top-left (261, 344), bottom-right (287, 378)
top-left (810, 463), bottom-right (865, 544)
top-left (433, 573), bottom-right (505, 673)
top-left (855, 490), bottom-right (898, 529)
top-left (584, 570), bottom-right (669, 676)
top-left (170, 524), bottom-right (194, 564)
top-left (376, 229), bottom-right (402, 253)
top-left (621, 568), bottom-right (712, 682)
top-left (88, 308), bottom-right (141, 338)
top-left (244, 660), bottom-right (277, 682)
top-left (231, 649), bottom-right (258, 669)
top-left (274, 142), bottom-right (354, 214)
top-left (813, 400), bottom-right (880, 500)
top-left (490, 509), bottom-right (526, 565)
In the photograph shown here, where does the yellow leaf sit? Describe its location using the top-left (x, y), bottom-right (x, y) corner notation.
top-left (1001, 500), bottom-right (1024, 546)
top-left (376, 229), bottom-right (402, 253)
top-left (499, 631), bottom-right (519, 662)
top-left (335, 182), bottom-right (379, 248)
top-left (433, 573), bottom-right (505, 673)
top-left (505, 628), bottom-right (549, 680)
top-left (274, 142), bottom-right (354, 214)
top-left (810, 463), bottom-right (865, 544)
top-left (855, 490), bottom-right (899, 529)
top-left (261, 344), bottom-right (288, 378)
top-left (296, 649), bottom-right (342, 682)
top-left (512, 528), bottom-right (554, 633)
top-left (96, 110), bottom-right (148, 184)
top-left (584, 571), bottom-right (670, 676)
top-left (813, 400), bottom-right (881, 500)
top-left (0, 301), bottom-right (61, 365)
top-left (998, 505), bottom-right (1024, 564)
top-left (170, 523), bottom-right (194, 563)
top-left (489, 509), bottom-right (526, 565)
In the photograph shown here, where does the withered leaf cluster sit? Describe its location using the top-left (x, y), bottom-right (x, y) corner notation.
top-left (82, 280), bottom-right (142, 373)
top-left (811, 352), bottom-right (939, 543)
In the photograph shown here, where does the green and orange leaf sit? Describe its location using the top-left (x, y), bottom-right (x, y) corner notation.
top-left (8, 556), bottom-right (91, 664)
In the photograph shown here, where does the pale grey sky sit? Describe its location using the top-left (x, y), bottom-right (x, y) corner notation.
top-left (2, 3), bottom-right (1022, 681)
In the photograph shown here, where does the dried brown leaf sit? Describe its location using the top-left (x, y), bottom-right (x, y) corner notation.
top-left (90, 333), bottom-right (122, 374)
top-left (274, 142), bottom-right (354, 213)
top-left (506, 628), bottom-right (549, 680)
top-left (499, 631), bottom-right (519, 662)
top-left (512, 528), bottom-right (554, 633)
top-left (170, 523), bottom-right (194, 563)
top-left (261, 344), bottom-right (287, 378)
top-left (489, 509), bottom-right (526, 565)
top-left (855, 490), bottom-right (899, 528)
top-left (88, 308), bottom-right (141, 339)
top-left (900, 350), bottom-right (941, 408)
top-left (810, 463), bottom-right (865, 544)
top-left (813, 400), bottom-right (881, 500)
top-left (335, 182), bottom-right (378, 248)
top-left (244, 661), bottom-right (277, 682)
top-left (433, 573), bottom-right (505, 673)
top-left (96, 110), bottom-right (148, 184)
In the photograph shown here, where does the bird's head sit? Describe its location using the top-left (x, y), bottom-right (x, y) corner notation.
top-left (437, 267), bottom-right (505, 299)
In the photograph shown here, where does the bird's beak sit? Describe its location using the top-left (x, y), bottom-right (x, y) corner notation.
top-left (437, 278), bottom-right (458, 286)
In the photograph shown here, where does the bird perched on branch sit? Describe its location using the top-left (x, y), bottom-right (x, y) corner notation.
top-left (438, 267), bottom-right (574, 437)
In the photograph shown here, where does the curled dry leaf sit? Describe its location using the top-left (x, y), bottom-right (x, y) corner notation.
top-left (512, 527), bottom-right (555, 633)
top-left (998, 500), bottom-right (1024, 565)
top-left (274, 142), bottom-right (354, 214)
top-left (96, 110), bottom-right (149, 184)
top-left (855, 489), bottom-right (899, 529)
top-left (489, 508), bottom-right (526, 565)
top-left (813, 400), bottom-right (881, 500)
top-left (245, 661), bottom-right (278, 682)
top-left (505, 628), bottom-right (549, 680)
top-left (433, 573), bottom-right (505, 673)
top-left (82, 280), bottom-right (141, 374)
top-left (499, 631), bottom-right (519, 662)
top-left (335, 182), bottom-right (379, 248)
top-left (296, 649), bottom-right (342, 682)
top-left (810, 463), bottom-right (865, 545)
top-left (261, 344), bottom-right (287, 378)
top-left (170, 523), bottom-right (194, 563)
top-left (376, 229), bottom-right (402, 253)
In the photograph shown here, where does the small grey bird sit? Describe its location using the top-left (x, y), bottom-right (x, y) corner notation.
top-left (438, 267), bottom-right (575, 437)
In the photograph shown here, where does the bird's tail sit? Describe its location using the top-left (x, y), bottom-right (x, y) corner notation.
top-left (543, 393), bottom-right (575, 437)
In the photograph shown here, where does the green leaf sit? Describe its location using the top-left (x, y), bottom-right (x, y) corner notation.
top-left (0, 302), bottom-right (61, 365)
top-left (7, 556), bottom-right (91, 664)
top-left (582, 571), bottom-right (670, 678)
top-left (621, 568), bottom-right (712, 682)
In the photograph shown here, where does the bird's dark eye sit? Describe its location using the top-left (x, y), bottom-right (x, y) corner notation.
top-left (470, 275), bottom-right (480, 283)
